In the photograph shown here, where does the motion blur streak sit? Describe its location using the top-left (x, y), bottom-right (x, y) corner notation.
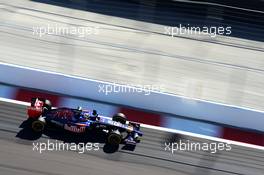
top-left (0, 100), bottom-right (263, 175)
top-left (0, 0), bottom-right (264, 111)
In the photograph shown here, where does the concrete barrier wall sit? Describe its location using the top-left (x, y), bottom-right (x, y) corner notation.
top-left (1, 81), bottom-right (264, 146)
top-left (0, 63), bottom-right (263, 132)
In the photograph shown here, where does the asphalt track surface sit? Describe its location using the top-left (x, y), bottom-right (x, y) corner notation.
top-left (0, 0), bottom-right (264, 111)
top-left (0, 100), bottom-right (264, 175)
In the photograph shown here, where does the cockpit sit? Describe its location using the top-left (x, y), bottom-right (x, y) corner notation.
top-left (73, 108), bottom-right (98, 121)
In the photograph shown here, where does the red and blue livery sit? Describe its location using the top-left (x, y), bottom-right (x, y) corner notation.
top-left (27, 98), bottom-right (143, 151)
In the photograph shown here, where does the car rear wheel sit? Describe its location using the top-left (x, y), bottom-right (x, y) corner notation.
top-left (32, 120), bottom-right (45, 132)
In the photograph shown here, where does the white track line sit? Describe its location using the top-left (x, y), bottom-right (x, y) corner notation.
top-left (141, 124), bottom-right (264, 150)
top-left (0, 97), bottom-right (30, 106)
top-left (0, 97), bottom-right (263, 150)
top-left (173, 0), bottom-right (264, 14)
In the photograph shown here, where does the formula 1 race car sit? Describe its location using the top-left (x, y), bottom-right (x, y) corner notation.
top-left (26, 98), bottom-right (143, 151)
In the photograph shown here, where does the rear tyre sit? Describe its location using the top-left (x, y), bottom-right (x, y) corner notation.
top-left (112, 113), bottom-right (127, 124)
top-left (32, 120), bottom-right (45, 132)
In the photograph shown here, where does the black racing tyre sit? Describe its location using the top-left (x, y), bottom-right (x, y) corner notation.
top-left (32, 120), bottom-right (45, 132)
top-left (112, 113), bottom-right (127, 124)
top-left (107, 130), bottom-right (122, 145)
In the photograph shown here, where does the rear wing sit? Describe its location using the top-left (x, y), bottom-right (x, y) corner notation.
top-left (27, 98), bottom-right (51, 119)
top-left (30, 98), bottom-right (45, 108)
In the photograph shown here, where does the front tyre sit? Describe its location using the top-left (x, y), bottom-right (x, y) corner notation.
top-left (107, 130), bottom-right (122, 145)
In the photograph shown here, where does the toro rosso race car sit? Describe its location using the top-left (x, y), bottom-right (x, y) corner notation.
top-left (27, 98), bottom-right (143, 151)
